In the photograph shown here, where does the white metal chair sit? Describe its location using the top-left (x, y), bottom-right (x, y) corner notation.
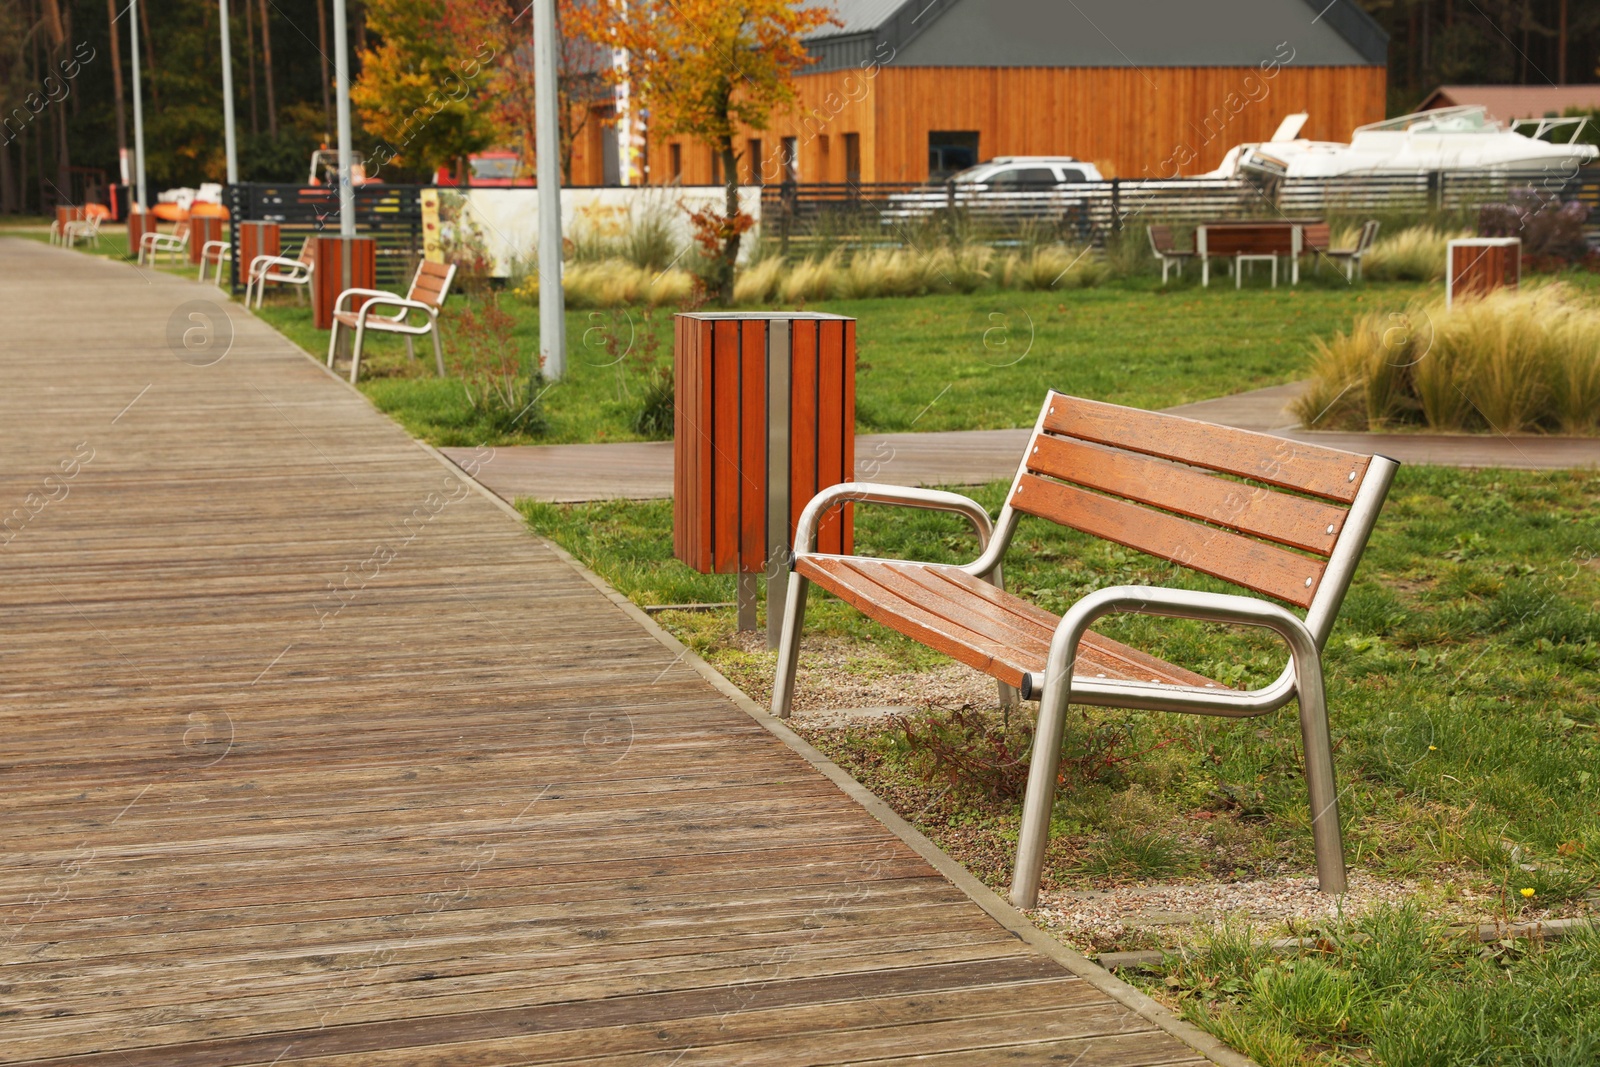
top-left (246, 239), bottom-right (316, 308)
top-left (63, 213), bottom-right (103, 248)
top-left (327, 260), bottom-right (458, 384)
top-left (139, 219), bottom-right (191, 266)
top-left (1321, 220), bottom-right (1380, 282)
top-left (1147, 225), bottom-right (1196, 284)
top-left (198, 238), bottom-right (233, 287)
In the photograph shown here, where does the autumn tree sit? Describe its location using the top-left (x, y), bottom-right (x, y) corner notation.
top-left (352, 0), bottom-right (499, 182)
top-left (573, 0), bottom-right (836, 303)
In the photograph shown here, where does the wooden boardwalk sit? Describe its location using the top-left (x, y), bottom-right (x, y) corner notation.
top-left (0, 238), bottom-right (1230, 1066)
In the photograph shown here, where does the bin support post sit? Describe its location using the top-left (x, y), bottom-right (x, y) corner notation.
top-left (736, 573), bottom-right (760, 631)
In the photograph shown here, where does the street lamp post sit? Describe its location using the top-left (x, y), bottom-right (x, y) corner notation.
top-left (219, 0), bottom-right (239, 185)
top-left (330, 0), bottom-right (356, 237)
top-left (533, 0), bottom-right (566, 380)
top-left (128, 0), bottom-right (147, 212)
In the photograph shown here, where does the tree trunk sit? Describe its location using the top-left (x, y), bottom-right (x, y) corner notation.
top-left (0, 139), bottom-right (15, 215)
top-left (1558, 0), bottom-right (1567, 82)
top-left (245, 0), bottom-right (259, 137)
top-left (716, 134), bottom-right (740, 306)
top-left (316, 0), bottom-right (332, 133)
top-left (257, 0), bottom-right (277, 139)
top-left (107, 0), bottom-right (127, 163)
top-left (139, 0), bottom-right (159, 108)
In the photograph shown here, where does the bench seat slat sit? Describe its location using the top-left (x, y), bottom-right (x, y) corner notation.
top-left (1011, 474), bottom-right (1325, 607)
top-left (796, 556), bottom-right (1223, 689)
top-left (1042, 393), bottom-right (1370, 503)
top-left (1028, 435), bottom-right (1347, 555)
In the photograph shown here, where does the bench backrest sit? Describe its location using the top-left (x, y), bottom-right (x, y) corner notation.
top-left (1355, 219), bottom-right (1380, 254)
top-left (1301, 222), bottom-right (1331, 252)
top-left (173, 220), bottom-right (192, 240)
top-left (1148, 225), bottom-right (1189, 255)
top-left (405, 259), bottom-right (457, 311)
top-left (1005, 393), bottom-right (1394, 620)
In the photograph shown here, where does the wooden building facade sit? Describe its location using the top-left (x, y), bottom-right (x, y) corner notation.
top-left (648, 0), bottom-right (1389, 185)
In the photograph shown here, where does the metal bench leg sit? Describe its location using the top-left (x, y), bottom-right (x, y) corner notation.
top-left (327, 320), bottom-right (342, 368)
top-left (1294, 646), bottom-right (1348, 894)
top-left (1011, 651), bottom-right (1074, 909)
top-left (770, 571), bottom-right (810, 719)
top-left (349, 322), bottom-right (367, 384)
top-left (404, 336), bottom-right (416, 362)
top-left (431, 326), bottom-right (446, 378)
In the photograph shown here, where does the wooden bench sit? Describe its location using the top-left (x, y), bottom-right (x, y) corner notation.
top-left (771, 391), bottom-right (1398, 908)
top-left (326, 259), bottom-right (457, 384)
top-left (1147, 225), bottom-right (1196, 284)
top-left (246, 238), bottom-right (316, 308)
top-left (138, 219), bottom-right (191, 267)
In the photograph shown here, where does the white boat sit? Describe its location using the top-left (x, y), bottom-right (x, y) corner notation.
top-left (1206, 106), bottom-right (1598, 180)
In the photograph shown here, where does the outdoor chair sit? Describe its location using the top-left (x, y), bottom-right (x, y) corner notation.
top-left (198, 238), bottom-right (232, 287)
top-left (1148, 225), bottom-right (1196, 284)
top-left (139, 219), bottom-right (191, 267)
top-left (1320, 220), bottom-right (1381, 282)
top-left (326, 259), bottom-right (458, 384)
top-left (245, 239), bottom-right (315, 308)
top-left (771, 391), bottom-right (1398, 908)
top-left (62, 213), bottom-right (103, 248)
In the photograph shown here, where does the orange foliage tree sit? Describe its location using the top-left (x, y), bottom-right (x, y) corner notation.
top-left (571, 0), bottom-right (836, 303)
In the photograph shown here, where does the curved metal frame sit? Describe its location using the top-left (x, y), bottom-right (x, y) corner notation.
top-left (326, 262), bottom-right (456, 384)
top-left (246, 248), bottom-right (314, 309)
top-left (770, 389), bottom-right (1399, 909)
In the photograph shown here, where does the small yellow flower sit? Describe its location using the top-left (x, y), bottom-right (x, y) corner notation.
top-left (1428, 745), bottom-right (1437, 751)
top-left (1520, 888), bottom-right (1536, 898)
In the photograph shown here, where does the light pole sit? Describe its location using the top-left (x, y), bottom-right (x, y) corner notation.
top-left (219, 0), bottom-right (239, 185)
top-left (331, 0), bottom-right (356, 237)
top-left (129, 0), bottom-right (148, 211)
top-left (533, 0), bottom-right (566, 379)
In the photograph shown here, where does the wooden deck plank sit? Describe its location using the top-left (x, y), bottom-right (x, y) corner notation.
top-left (0, 238), bottom-right (1226, 1067)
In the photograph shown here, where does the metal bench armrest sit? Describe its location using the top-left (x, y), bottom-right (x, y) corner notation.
top-left (790, 482), bottom-right (995, 570)
top-left (352, 295), bottom-right (436, 328)
top-left (1025, 584), bottom-right (1304, 711)
top-left (333, 287), bottom-right (402, 314)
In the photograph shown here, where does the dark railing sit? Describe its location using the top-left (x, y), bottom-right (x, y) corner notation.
top-left (761, 168), bottom-right (1600, 250)
top-left (222, 183), bottom-right (426, 293)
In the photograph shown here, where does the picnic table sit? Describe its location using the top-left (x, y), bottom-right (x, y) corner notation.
top-left (1197, 218), bottom-right (1326, 288)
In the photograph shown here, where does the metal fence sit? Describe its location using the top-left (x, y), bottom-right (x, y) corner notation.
top-left (222, 183), bottom-right (427, 293)
top-left (760, 168), bottom-right (1600, 251)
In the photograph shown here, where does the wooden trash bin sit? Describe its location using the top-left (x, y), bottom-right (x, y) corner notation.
top-left (189, 215), bottom-right (225, 265)
top-left (1446, 238), bottom-right (1520, 308)
top-left (237, 221), bottom-right (281, 292)
top-left (126, 210), bottom-right (158, 256)
top-left (54, 205), bottom-right (84, 243)
top-left (673, 312), bottom-right (856, 647)
top-left (311, 235), bottom-right (376, 330)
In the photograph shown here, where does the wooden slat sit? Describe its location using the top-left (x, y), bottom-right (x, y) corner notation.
top-left (1011, 474), bottom-right (1325, 607)
top-left (842, 319), bottom-right (857, 557)
top-left (801, 557), bottom-right (1222, 689)
top-left (711, 318), bottom-right (742, 572)
top-left (1041, 392), bottom-right (1370, 503)
top-left (924, 566), bottom-right (1218, 688)
top-left (1028, 434), bottom-right (1348, 555)
top-left (739, 319), bottom-right (766, 571)
top-left (789, 318), bottom-right (819, 543)
top-left (799, 556), bottom-right (1034, 687)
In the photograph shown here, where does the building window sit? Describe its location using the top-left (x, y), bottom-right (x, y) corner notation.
top-left (748, 139), bottom-right (763, 184)
top-left (928, 131), bottom-right (980, 180)
top-left (781, 137), bottom-right (798, 183)
top-left (843, 133), bottom-right (861, 186)
top-left (669, 143), bottom-right (682, 183)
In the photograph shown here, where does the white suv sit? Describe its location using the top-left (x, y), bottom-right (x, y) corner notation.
top-left (948, 157), bottom-right (1106, 186)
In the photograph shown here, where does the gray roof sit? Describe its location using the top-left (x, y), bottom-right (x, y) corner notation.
top-left (808, 0), bottom-right (1388, 71)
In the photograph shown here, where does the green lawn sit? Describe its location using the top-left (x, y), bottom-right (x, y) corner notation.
top-left (252, 279), bottom-right (1437, 446)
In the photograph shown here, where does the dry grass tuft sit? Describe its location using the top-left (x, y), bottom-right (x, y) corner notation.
top-left (1294, 283), bottom-right (1600, 435)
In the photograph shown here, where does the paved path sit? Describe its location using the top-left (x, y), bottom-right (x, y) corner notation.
top-left (447, 380), bottom-right (1598, 503)
top-left (0, 237), bottom-right (1237, 1065)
